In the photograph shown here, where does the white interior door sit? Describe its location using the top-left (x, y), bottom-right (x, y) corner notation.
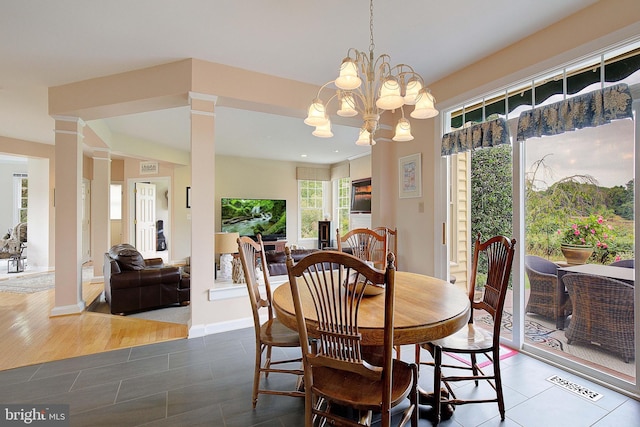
top-left (135, 182), bottom-right (156, 255)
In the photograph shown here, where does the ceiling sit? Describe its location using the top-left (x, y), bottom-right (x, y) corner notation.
top-left (0, 0), bottom-right (598, 165)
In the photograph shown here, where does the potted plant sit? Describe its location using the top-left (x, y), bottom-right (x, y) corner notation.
top-left (558, 214), bottom-right (613, 265)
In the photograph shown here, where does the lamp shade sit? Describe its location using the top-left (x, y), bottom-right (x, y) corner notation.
top-left (337, 93), bottom-right (358, 117)
top-left (312, 120), bottom-right (334, 138)
top-left (376, 78), bottom-right (404, 110)
top-left (304, 99), bottom-right (328, 126)
top-left (392, 118), bottom-right (414, 141)
top-left (335, 58), bottom-right (362, 90)
top-left (356, 128), bottom-right (376, 146)
top-left (403, 77), bottom-right (423, 105)
top-left (410, 89), bottom-right (439, 119)
top-left (215, 232), bottom-right (240, 254)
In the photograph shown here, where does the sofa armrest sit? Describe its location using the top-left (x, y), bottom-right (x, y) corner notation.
top-left (144, 257), bottom-right (164, 268)
top-left (109, 267), bottom-right (180, 290)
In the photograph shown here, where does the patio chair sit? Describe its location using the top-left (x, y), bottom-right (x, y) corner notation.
top-left (609, 259), bottom-right (634, 268)
top-left (525, 255), bottom-right (572, 320)
top-left (562, 273), bottom-right (635, 363)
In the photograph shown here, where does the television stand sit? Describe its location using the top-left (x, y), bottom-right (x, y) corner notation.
top-left (263, 240), bottom-right (286, 252)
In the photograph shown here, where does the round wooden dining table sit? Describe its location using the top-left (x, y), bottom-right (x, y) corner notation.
top-left (272, 271), bottom-right (471, 347)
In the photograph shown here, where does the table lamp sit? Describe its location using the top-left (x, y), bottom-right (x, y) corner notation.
top-left (215, 232), bottom-right (240, 279)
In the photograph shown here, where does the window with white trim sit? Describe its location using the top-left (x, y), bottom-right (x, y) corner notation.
top-left (299, 180), bottom-right (328, 239)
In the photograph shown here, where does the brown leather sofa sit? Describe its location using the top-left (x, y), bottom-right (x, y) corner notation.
top-left (265, 247), bottom-right (354, 276)
top-left (104, 244), bottom-right (190, 314)
top-left (265, 248), bottom-right (319, 276)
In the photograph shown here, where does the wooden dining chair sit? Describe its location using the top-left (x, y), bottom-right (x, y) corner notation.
top-left (373, 226), bottom-right (398, 269)
top-left (285, 248), bottom-right (418, 427)
top-left (417, 234), bottom-right (516, 424)
top-left (337, 227), bottom-right (387, 269)
top-left (237, 235), bottom-right (304, 408)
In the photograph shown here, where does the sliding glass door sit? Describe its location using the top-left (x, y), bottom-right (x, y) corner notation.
top-left (443, 41), bottom-right (639, 396)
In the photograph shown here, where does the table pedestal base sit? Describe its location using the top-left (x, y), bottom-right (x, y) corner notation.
top-left (418, 387), bottom-right (455, 422)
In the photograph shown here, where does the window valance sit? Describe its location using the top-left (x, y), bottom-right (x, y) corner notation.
top-left (441, 117), bottom-right (509, 156)
top-left (296, 167), bottom-right (330, 181)
top-left (516, 83), bottom-right (633, 142)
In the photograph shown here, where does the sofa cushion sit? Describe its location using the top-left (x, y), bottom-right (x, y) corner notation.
top-left (109, 244), bottom-right (145, 271)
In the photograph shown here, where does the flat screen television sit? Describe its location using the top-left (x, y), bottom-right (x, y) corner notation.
top-left (221, 198), bottom-right (286, 241)
top-left (350, 178), bottom-right (372, 213)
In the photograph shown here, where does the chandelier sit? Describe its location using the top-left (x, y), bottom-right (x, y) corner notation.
top-left (303, 0), bottom-right (438, 146)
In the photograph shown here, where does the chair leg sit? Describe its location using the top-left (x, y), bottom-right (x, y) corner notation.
top-left (432, 345), bottom-right (442, 425)
top-left (470, 353), bottom-right (479, 386)
top-left (252, 343), bottom-right (264, 408)
top-left (264, 343), bottom-right (272, 378)
top-left (493, 352), bottom-right (505, 420)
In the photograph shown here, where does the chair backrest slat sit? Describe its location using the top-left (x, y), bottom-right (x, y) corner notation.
top-left (286, 249), bottom-right (396, 381)
top-left (237, 235), bottom-right (273, 328)
top-left (469, 234), bottom-right (516, 343)
top-left (337, 227), bottom-right (388, 269)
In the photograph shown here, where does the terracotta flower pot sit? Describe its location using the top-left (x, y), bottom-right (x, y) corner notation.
top-left (561, 244), bottom-right (593, 265)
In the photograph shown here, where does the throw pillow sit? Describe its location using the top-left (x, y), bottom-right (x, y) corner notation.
top-left (110, 245), bottom-right (145, 270)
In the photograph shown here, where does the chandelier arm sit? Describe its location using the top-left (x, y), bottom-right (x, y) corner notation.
top-left (315, 80), bottom-right (339, 99)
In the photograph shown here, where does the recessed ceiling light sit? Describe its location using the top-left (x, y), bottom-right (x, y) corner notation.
top-left (301, 154), bottom-right (307, 158)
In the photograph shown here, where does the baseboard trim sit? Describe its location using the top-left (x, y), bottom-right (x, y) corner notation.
top-left (51, 301), bottom-right (86, 317)
top-left (188, 317), bottom-right (253, 338)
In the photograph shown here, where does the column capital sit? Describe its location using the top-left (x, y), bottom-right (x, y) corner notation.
top-left (91, 148), bottom-right (111, 161)
top-left (189, 92), bottom-right (217, 117)
top-left (188, 92), bottom-right (218, 104)
top-left (52, 115), bottom-right (86, 127)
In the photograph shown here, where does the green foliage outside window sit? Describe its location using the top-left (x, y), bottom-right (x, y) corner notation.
top-left (300, 180), bottom-right (324, 239)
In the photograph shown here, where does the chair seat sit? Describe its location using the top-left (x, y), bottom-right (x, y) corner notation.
top-left (312, 360), bottom-right (415, 411)
top-left (260, 318), bottom-right (301, 347)
top-left (429, 323), bottom-right (494, 353)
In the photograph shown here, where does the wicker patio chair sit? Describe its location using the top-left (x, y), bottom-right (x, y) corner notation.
top-left (609, 259), bottom-right (634, 268)
top-left (525, 255), bottom-right (572, 320)
top-left (562, 273), bottom-right (635, 363)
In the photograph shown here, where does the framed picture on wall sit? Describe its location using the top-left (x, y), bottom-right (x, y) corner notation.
top-left (398, 153), bottom-right (422, 198)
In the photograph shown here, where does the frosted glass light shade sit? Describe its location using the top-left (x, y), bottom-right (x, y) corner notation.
top-left (403, 77), bottom-right (423, 105)
top-left (337, 93), bottom-right (358, 117)
top-left (355, 128), bottom-right (376, 146)
top-left (312, 120), bottom-right (334, 138)
top-left (411, 89), bottom-right (438, 119)
top-left (304, 99), bottom-right (329, 126)
top-left (335, 58), bottom-right (362, 90)
top-left (376, 78), bottom-right (404, 110)
top-left (392, 118), bottom-right (414, 141)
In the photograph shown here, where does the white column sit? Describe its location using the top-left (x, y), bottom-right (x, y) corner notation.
top-left (51, 116), bottom-right (85, 316)
top-left (188, 92), bottom-right (217, 335)
top-left (91, 149), bottom-right (111, 280)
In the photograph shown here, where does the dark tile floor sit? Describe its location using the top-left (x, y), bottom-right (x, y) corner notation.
top-left (1, 327), bottom-right (638, 426)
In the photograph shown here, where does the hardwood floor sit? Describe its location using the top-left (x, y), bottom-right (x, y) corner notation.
top-left (0, 280), bottom-right (188, 372)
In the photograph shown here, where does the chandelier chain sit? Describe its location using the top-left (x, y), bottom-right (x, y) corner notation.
top-left (369, 0), bottom-right (375, 54)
